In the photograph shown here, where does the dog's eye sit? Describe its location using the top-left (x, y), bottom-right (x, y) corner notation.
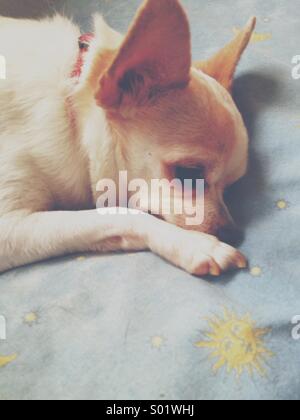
top-left (175, 166), bottom-right (206, 190)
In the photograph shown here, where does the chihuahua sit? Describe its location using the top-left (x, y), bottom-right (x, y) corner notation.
top-left (0, 0), bottom-right (256, 276)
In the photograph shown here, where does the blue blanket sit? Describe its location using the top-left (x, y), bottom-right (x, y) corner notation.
top-left (0, 0), bottom-right (300, 400)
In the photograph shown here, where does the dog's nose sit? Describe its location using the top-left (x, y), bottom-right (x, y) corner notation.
top-left (216, 225), bottom-right (244, 246)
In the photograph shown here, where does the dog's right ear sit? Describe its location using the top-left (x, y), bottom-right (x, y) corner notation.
top-left (194, 17), bottom-right (256, 91)
top-left (95, 0), bottom-right (191, 109)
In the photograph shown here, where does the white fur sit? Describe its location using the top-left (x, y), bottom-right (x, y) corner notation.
top-left (0, 15), bottom-right (247, 275)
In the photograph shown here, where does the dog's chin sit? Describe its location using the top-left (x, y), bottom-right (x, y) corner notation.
top-left (161, 214), bottom-right (244, 246)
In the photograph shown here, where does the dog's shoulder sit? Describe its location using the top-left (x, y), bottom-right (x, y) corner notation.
top-left (0, 14), bottom-right (80, 145)
top-left (0, 14), bottom-right (80, 85)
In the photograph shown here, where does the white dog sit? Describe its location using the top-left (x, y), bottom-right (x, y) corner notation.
top-left (0, 0), bottom-right (255, 276)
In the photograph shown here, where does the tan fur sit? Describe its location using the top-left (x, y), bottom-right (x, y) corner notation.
top-left (0, 0), bottom-right (255, 276)
top-left (194, 17), bottom-right (256, 91)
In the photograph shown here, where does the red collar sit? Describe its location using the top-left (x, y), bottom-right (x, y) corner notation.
top-left (71, 32), bottom-right (94, 79)
top-left (67, 33), bottom-right (94, 134)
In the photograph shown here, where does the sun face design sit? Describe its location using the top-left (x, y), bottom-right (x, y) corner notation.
top-left (196, 310), bottom-right (274, 378)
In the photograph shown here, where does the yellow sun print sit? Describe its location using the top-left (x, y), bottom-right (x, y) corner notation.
top-left (196, 310), bottom-right (274, 378)
top-left (250, 266), bottom-right (262, 277)
top-left (24, 312), bottom-right (39, 325)
top-left (151, 336), bottom-right (164, 349)
top-left (276, 200), bottom-right (288, 210)
top-left (0, 354), bottom-right (17, 368)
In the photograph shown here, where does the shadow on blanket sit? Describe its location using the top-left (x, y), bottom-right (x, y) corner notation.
top-left (227, 71), bottom-right (284, 226)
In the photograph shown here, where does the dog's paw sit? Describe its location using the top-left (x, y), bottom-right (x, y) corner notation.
top-left (149, 226), bottom-right (247, 277)
top-left (176, 232), bottom-right (247, 276)
top-left (145, 218), bottom-right (247, 277)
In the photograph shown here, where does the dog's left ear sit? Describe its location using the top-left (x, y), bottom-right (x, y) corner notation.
top-left (95, 0), bottom-right (191, 109)
top-left (194, 17), bottom-right (256, 91)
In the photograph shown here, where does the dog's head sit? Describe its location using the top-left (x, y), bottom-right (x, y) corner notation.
top-left (87, 0), bottom-right (255, 242)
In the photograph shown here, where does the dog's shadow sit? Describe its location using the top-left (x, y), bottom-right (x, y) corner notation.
top-left (217, 70), bottom-right (284, 284)
top-left (225, 71), bottom-right (284, 227)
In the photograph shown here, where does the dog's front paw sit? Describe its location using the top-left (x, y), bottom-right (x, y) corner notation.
top-left (148, 223), bottom-right (247, 277)
top-left (177, 233), bottom-right (247, 276)
top-left (178, 232), bottom-right (247, 276)
top-left (145, 218), bottom-right (247, 277)
top-left (176, 232), bottom-right (247, 276)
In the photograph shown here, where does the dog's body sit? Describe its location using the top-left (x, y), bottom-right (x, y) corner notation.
top-left (0, 0), bottom-right (255, 276)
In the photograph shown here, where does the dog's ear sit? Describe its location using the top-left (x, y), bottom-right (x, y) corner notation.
top-left (194, 17), bottom-right (256, 91)
top-left (95, 0), bottom-right (191, 109)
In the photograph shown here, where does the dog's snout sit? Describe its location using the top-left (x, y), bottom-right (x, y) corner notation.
top-left (217, 225), bottom-right (244, 246)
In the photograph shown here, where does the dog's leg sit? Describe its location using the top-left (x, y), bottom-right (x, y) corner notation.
top-left (0, 209), bottom-right (146, 273)
top-left (0, 209), bottom-right (246, 275)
